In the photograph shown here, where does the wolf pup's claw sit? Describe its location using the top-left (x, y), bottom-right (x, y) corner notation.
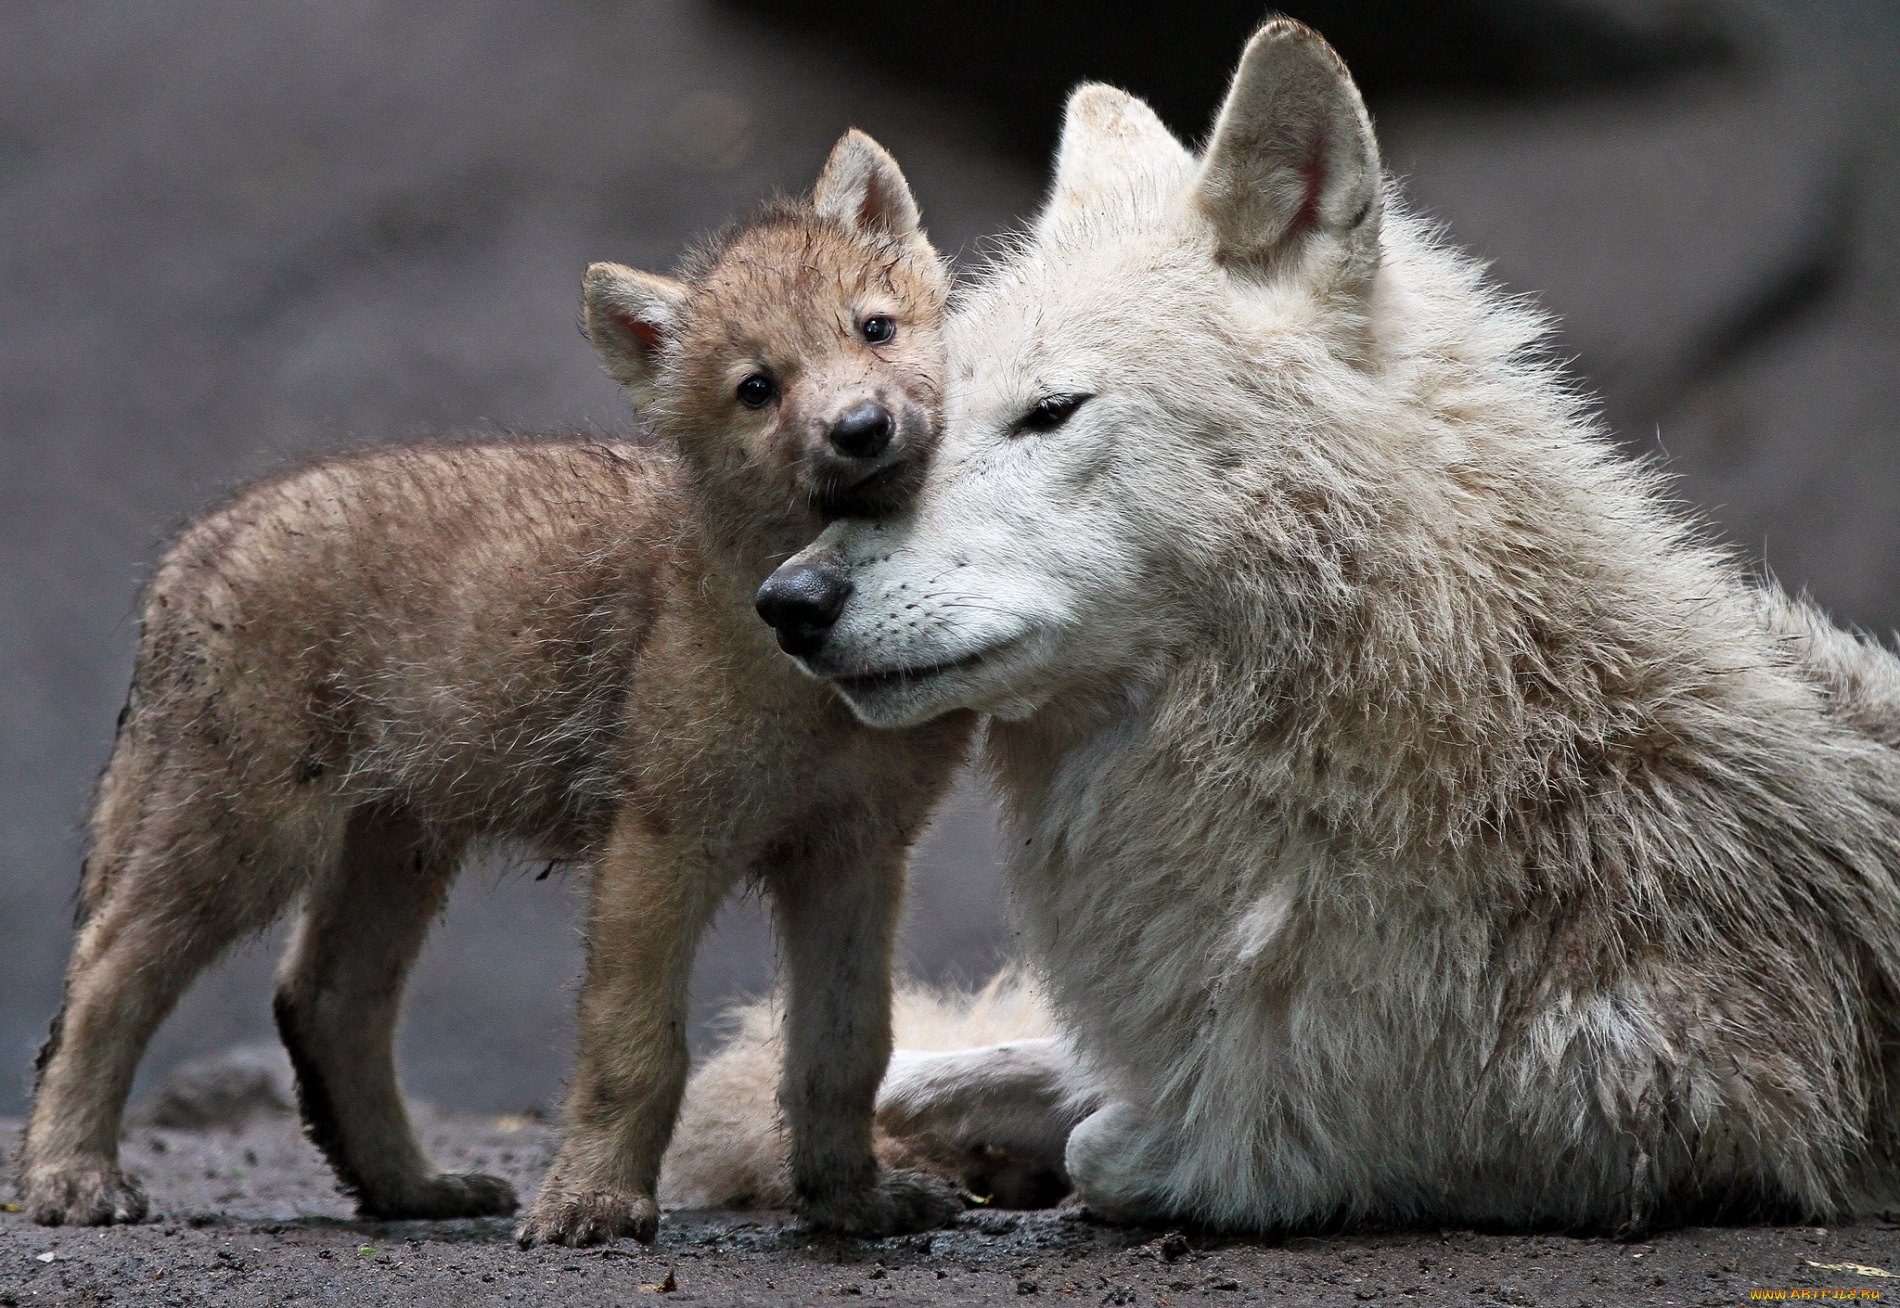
top-left (803, 1167), bottom-right (963, 1238)
top-left (24, 1166), bottom-right (149, 1227)
top-left (514, 1188), bottom-right (659, 1247)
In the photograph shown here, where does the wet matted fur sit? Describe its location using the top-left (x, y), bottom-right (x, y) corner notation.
top-left (729, 24), bottom-right (1900, 1234)
top-left (19, 131), bottom-right (973, 1246)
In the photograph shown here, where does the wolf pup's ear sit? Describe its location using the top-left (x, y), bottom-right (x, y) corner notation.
top-left (814, 129), bottom-right (922, 238)
top-left (1193, 20), bottom-right (1382, 290)
top-left (583, 262), bottom-right (691, 406)
top-left (1041, 84), bottom-right (1193, 234)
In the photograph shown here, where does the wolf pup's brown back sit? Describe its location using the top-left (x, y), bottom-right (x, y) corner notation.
top-left (21, 130), bottom-right (974, 1248)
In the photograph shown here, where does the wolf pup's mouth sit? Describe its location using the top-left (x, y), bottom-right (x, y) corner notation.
top-left (810, 451), bottom-right (927, 520)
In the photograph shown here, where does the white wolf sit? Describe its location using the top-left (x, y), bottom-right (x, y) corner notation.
top-left (738, 20), bottom-right (1900, 1233)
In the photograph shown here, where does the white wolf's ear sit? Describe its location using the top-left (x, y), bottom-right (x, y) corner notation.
top-left (583, 262), bottom-right (690, 406)
top-left (1041, 84), bottom-right (1193, 232)
top-left (1193, 20), bottom-right (1381, 288)
top-left (814, 129), bottom-right (922, 238)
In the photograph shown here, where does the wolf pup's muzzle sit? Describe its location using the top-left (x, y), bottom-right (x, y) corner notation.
top-left (756, 558), bottom-right (852, 657)
top-left (806, 400), bottom-right (933, 519)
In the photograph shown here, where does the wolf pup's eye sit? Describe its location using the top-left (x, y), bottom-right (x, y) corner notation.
top-left (1016, 393), bottom-right (1092, 435)
top-left (736, 374), bottom-right (776, 408)
top-left (861, 315), bottom-right (895, 345)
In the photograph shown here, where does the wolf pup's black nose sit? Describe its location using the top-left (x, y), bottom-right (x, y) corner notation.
top-left (828, 403), bottom-right (893, 459)
top-left (756, 560), bottom-right (853, 657)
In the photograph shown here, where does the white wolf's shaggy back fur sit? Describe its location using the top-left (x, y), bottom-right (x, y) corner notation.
top-left (713, 21), bottom-right (1900, 1233)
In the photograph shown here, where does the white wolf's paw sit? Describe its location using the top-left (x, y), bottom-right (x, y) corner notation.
top-left (25, 1165), bottom-right (150, 1226)
top-left (1063, 1102), bottom-right (1169, 1226)
top-left (360, 1171), bottom-right (518, 1221)
top-left (802, 1166), bottom-right (963, 1238)
top-left (952, 1143), bottom-right (1071, 1210)
top-left (514, 1186), bottom-right (658, 1247)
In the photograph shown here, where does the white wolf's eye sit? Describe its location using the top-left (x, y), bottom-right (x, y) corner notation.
top-left (1015, 393), bottom-right (1092, 435)
top-left (861, 315), bottom-right (896, 345)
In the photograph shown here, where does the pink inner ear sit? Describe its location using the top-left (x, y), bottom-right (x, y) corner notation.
top-left (1291, 136), bottom-right (1327, 236)
top-left (856, 178), bottom-right (884, 233)
top-left (616, 312), bottom-right (665, 354)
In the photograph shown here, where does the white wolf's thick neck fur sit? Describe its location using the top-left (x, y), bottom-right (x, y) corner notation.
top-left (787, 24), bottom-right (1900, 1230)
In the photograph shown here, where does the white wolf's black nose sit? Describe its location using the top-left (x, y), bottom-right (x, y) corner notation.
top-left (756, 560), bottom-right (852, 657)
top-left (828, 403), bottom-right (893, 459)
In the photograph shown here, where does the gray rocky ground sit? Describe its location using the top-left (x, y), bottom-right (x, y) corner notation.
top-left (6, 1116), bottom-right (1900, 1306)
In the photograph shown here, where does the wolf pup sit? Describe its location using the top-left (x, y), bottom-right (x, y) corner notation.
top-left (21, 130), bottom-right (972, 1246)
top-left (752, 25), bottom-right (1900, 1233)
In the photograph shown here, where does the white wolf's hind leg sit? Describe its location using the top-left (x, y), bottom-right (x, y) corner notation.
top-left (879, 1039), bottom-right (1092, 1208)
top-left (273, 809), bottom-right (516, 1220)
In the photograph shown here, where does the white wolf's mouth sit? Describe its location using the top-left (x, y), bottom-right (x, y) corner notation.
top-left (826, 639), bottom-right (1018, 699)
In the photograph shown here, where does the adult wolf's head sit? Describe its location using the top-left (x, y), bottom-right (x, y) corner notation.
top-left (584, 130), bottom-right (947, 553)
top-left (757, 22), bottom-right (1391, 727)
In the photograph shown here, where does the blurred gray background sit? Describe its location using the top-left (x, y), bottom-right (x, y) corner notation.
top-left (3, 0), bottom-right (1897, 1118)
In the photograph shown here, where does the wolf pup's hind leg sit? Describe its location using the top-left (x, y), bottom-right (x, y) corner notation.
top-left (21, 769), bottom-right (324, 1225)
top-left (273, 807), bottom-right (515, 1219)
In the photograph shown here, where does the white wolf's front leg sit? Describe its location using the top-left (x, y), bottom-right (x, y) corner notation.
top-left (878, 1039), bottom-right (1097, 1208)
top-left (1064, 1100), bottom-right (1176, 1224)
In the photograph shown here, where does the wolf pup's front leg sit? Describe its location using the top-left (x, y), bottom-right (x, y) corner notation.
top-left (516, 816), bottom-right (723, 1247)
top-left (771, 832), bottom-right (963, 1236)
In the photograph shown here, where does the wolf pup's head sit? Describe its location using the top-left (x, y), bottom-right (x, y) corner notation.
top-left (758, 21), bottom-right (1390, 726)
top-left (583, 131), bottom-right (946, 544)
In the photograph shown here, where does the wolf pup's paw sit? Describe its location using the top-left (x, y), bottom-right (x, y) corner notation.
top-left (361, 1171), bottom-right (518, 1221)
top-left (514, 1187), bottom-right (659, 1247)
top-left (803, 1166), bottom-right (963, 1238)
top-left (24, 1165), bottom-right (150, 1226)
